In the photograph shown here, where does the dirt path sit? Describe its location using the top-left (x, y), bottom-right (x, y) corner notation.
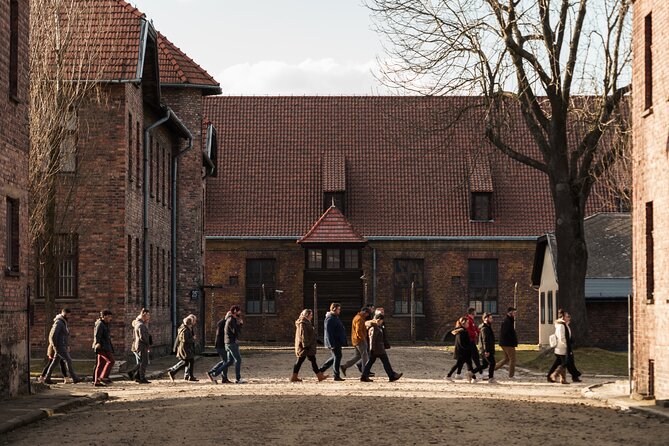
top-left (4, 347), bottom-right (665, 445)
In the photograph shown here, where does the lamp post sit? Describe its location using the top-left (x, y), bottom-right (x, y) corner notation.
top-left (261, 283), bottom-right (266, 343)
top-left (313, 283), bottom-right (318, 338)
top-left (410, 280), bottom-right (416, 344)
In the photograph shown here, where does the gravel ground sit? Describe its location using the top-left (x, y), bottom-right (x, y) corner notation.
top-left (4, 346), bottom-right (666, 446)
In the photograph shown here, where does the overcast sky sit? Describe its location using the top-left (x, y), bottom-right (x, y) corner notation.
top-left (131, 0), bottom-right (386, 95)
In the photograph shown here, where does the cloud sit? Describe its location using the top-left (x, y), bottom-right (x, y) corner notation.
top-left (218, 58), bottom-right (386, 95)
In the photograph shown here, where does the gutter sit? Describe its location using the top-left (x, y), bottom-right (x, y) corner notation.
top-left (162, 83), bottom-right (223, 95)
top-left (205, 235), bottom-right (539, 241)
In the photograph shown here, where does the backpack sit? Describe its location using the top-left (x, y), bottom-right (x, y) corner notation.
top-left (548, 333), bottom-right (558, 348)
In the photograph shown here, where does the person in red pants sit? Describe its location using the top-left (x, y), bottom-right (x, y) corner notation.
top-left (93, 309), bottom-right (115, 387)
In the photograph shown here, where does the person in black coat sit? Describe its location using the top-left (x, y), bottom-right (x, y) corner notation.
top-left (318, 303), bottom-right (348, 381)
top-left (495, 307), bottom-right (518, 379)
top-left (446, 317), bottom-right (476, 383)
top-left (474, 313), bottom-right (497, 383)
top-left (92, 309), bottom-right (115, 387)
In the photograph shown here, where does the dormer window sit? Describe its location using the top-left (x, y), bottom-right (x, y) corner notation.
top-left (471, 192), bottom-right (493, 221)
top-left (323, 191), bottom-right (345, 214)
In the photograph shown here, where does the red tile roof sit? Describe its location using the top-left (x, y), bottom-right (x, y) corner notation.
top-left (157, 32), bottom-right (221, 91)
top-left (204, 96), bottom-right (618, 238)
top-left (298, 206), bottom-right (367, 244)
top-left (322, 152), bottom-right (346, 192)
top-left (61, 1), bottom-right (218, 90)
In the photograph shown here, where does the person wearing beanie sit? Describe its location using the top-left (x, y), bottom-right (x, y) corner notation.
top-left (360, 311), bottom-right (402, 383)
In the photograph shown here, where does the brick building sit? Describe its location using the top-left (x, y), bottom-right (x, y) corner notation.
top-left (203, 97), bottom-right (618, 344)
top-left (632, 0), bottom-right (669, 402)
top-left (29, 0), bottom-right (220, 356)
top-left (0, 0), bottom-right (30, 398)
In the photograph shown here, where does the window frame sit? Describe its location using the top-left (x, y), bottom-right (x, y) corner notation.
top-left (393, 258), bottom-right (425, 315)
top-left (37, 233), bottom-right (79, 299)
top-left (5, 197), bottom-right (20, 275)
top-left (9, 0), bottom-right (19, 101)
top-left (471, 192), bottom-right (493, 221)
top-left (547, 290), bottom-right (554, 324)
top-left (645, 13), bottom-right (653, 110)
top-left (540, 291), bottom-right (546, 324)
top-left (245, 258), bottom-right (277, 314)
top-left (467, 259), bottom-right (498, 314)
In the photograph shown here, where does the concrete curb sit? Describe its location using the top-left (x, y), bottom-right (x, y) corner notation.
top-left (581, 382), bottom-right (669, 420)
top-left (0, 392), bottom-right (108, 435)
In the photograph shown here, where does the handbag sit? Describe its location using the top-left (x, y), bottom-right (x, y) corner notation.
top-left (549, 333), bottom-right (558, 348)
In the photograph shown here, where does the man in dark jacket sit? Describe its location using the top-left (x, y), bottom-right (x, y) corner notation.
top-left (495, 307), bottom-right (518, 379)
top-left (360, 312), bottom-right (402, 382)
top-left (209, 305), bottom-right (245, 384)
top-left (43, 308), bottom-right (81, 384)
top-left (92, 309), bottom-right (114, 387)
top-left (318, 303), bottom-right (347, 381)
top-left (475, 313), bottom-right (497, 383)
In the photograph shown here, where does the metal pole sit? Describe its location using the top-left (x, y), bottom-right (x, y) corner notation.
top-left (628, 293), bottom-right (632, 395)
top-left (313, 283), bottom-right (318, 338)
top-left (410, 281), bottom-right (416, 344)
top-left (261, 283), bottom-right (266, 343)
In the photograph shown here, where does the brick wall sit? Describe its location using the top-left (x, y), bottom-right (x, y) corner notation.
top-left (205, 239), bottom-right (539, 344)
top-left (586, 301), bottom-right (628, 351)
top-left (0, 0), bottom-right (30, 398)
top-left (632, 0), bottom-right (669, 401)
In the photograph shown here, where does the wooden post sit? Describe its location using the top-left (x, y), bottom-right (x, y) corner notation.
top-left (313, 283), bottom-right (318, 338)
top-left (410, 281), bottom-right (416, 343)
top-left (261, 283), bottom-right (266, 343)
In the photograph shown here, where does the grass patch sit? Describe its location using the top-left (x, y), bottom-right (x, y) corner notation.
top-left (513, 345), bottom-right (628, 376)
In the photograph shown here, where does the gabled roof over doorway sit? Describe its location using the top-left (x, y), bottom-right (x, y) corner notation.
top-left (298, 205), bottom-right (366, 245)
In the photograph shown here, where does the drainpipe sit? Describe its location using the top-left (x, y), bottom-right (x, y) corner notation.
top-left (143, 111), bottom-right (171, 310)
top-left (372, 248), bottom-right (377, 306)
top-left (171, 130), bottom-right (193, 344)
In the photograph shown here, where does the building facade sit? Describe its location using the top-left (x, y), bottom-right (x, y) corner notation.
top-left (0, 0), bottom-right (30, 398)
top-left (532, 213), bottom-right (631, 350)
top-left (29, 0), bottom-right (220, 357)
top-left (632, 0), bottom-right (669, 402)
top-left (203, 97), bottom-right (618, 344)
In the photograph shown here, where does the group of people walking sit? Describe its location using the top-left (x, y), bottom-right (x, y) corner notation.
top-left (36, 303), bottom-right (581, 386)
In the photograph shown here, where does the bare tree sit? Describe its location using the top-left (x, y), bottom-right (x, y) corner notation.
top-left (366, 0), bottom-right (631, 343)
top-left (29, 0), bottom-right (115, 333)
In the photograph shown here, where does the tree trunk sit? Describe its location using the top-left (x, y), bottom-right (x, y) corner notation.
top-left (553, 182), bottom-right (590, 346)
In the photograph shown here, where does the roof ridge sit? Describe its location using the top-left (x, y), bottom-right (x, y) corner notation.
top-left (298, 206), bottom-right (366, 244)
top-left (116, 0), bottom-right (146, 19)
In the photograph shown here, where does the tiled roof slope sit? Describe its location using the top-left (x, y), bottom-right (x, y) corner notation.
top-left (61, 1), bottom-right (218, 89)
top-left (298, 206), bottom-right (367, 244)
top-left (157, 32), bottom-right (220, 90)
top-left (322, 152), bottom-right (346, 192)
top-left (584, 213), bottom-right (632, 278)
top-left (204, 96), bottom-right (619, 238)
top-left (65, 0), bottom-right (144, 81)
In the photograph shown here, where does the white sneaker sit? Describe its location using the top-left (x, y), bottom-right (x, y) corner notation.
top-left (454, 373), bottom-right (462, 380)
top-left (444, 376), bottom-right (454, 382)
top-left (487, 378), bottom-right (498, 384)
top-left (235, 378), bottom-right (247, 384)
top-left (507, 375), bottom-right (517, 381)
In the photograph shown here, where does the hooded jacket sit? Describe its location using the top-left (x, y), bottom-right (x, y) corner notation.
top-left (324, 311), bottom-right (347, 349)
top-left (366, 319), bottom-right (390, 356)
top-left (93, 318), bottom-right (114, 353)
top-left (478, 322), bottom-right (495, 355)
top-left (131, 317), bottom-right (150, 352)
top-left (49, 314), bottom-right (69, 353)
top-left (295, 316), bottom-right (317, 357)
top-left (451, 326), bottom-right (472, 360)
top-left (465, 314), bottom-right (480, 342)
top-left (175, 323), bottom-right (195, 360)
top-left (553, 318), bottom-right (571, 356)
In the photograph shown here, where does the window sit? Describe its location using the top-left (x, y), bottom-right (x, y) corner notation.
top-left (37, 234), bottom-right (78, 299)
top-left (645, 13), bottom-right (653, 110)
top-left (149, 244), bottom-right (153, 306)
top-left (156, 142), bottom-right (161, 203)
top-left (246, 259), bottom-right (276, 314)
top-left (307, 249), bottom-right (322, 269)
top-left (167, 250), bottom-right (171, 306)
top-left (393, 259), bottom-right (424, 314)
top-left (136, 122), bottom-right (141, 189)
top-left (127, 235), bottom-right (132, 302)
top-left (326, 249), bottom-right (340, 269)
top-left (135, 238), bottom-right (140, 304)
top-left (547, 290), bottom-right (554, 324)
top-left (471, 192), bottom-right (492, 221)
top-left (162, 146), bottom-right (167, 206)
top-left (9, 0), bottom-right (19, 99)
top-left (128, 114), bottom-right (133, 181)
top-left (59, 110), bottom-right (77, 173)
top-left (540, 292), bottom-right (545, 324)
top-left (5, 198), bottom-right (20, 274)
top-left (323, 191), bottom-right (345, 214)
top-left (468, 259), bottom-right (498, 314)
top-left (150, 141), bottom-right (155, 197)
top-left (344, 249), bottom-right (359, 269)
top-left (646, 201), bottom-right (654, 302)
